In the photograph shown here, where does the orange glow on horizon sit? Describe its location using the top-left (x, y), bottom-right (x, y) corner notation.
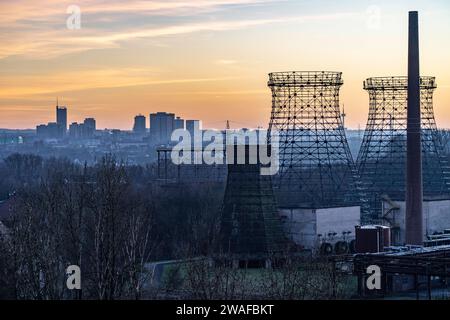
top-left (1, 0), bottom-right (450, 130)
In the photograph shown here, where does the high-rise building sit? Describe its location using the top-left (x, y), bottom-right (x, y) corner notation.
top-left (133, 114), bottom-right (146, 134)
top-left (83, 118), bottom-right (96, 137)
top-left (36, 122), bottom-right (60, 139)
top-left (47, 122), bottom-right (60, 138)
top-left (174, 116), bottom-right (185, 130)
top-left (150, 112), bottom-right (175, 145)
top-left (56, 105), bottom-right (67, 136)
top-left (69, 122), bottom-right (82, 138)
top-left (36, 124), bottom-right (49, 138)
top-left (186, 120), bottom-right (201, 137)
top-left (68, 118), bottom-right (96, 139)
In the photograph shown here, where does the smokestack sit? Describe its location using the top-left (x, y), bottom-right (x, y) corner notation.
top-left (405, 11), bottom-right (423, 245)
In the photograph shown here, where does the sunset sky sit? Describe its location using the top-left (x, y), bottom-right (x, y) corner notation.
top-left (0, 0), bottom-right (449, 130)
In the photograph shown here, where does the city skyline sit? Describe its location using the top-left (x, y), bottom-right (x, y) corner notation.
top-left (1, 0), bottom-right (450, 130)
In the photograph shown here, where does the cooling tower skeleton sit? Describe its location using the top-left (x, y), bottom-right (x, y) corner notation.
top-left (267, 71), bottom-right (363, 209)
top-left (357, 76), bottom-right (450, 222)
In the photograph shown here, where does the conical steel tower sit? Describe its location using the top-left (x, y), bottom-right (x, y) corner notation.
top-left (267, 71), bottom-right (363, 209)
top-left (357, 76), bottom-right (450, 222)
top-left (219, 145), bottom-right (287, 261)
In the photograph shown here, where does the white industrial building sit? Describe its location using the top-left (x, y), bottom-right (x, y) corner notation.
top-left (382, 197), bottom-right (450, 245)
top-left (279, 206), bottom-right (360, 254)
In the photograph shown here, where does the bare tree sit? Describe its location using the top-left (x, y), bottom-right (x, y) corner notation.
top-left (121, 194), bottom-right (159, 299)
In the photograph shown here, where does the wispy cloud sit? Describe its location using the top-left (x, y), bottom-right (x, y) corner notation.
top-left (0, 67), bottom-right (236, 97)
top-left (0, 0), bottom-right (356, 60)
top-left (0, 0), bottom-right (275, 23)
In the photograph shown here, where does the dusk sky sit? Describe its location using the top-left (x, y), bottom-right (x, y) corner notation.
top-left (1, 0), bottom-right (449, 130)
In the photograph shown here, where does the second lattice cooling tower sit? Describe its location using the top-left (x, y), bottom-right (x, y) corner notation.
top-left (357, 76), bottom-right (450, 222)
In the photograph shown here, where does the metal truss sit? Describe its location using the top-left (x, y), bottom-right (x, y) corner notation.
top-left (357, 76), bottom-right (450, 222)
top-left (267, 71), bottom-right (364, 209)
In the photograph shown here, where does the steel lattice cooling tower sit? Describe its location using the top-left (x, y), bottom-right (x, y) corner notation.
top-left (267, 71), bottom-right (363, 209)
top-left (357, 76), bottom-right (450, 222)
top-left (219, 145), bottom-right (288, 261)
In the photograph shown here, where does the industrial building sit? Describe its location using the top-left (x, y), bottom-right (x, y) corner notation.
top-left (279, 206), bottom-right (359, 254)
top-left (382, 197), bottom-right (450, 245)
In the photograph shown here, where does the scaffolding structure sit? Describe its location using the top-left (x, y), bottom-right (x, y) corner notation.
top-left (357, 76), bottom-right (450, 222)
top-left (267, 71), bottom-right (363, 209)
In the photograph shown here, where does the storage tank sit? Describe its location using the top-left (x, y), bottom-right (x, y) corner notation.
top-left (355, 225), bottom-right (391, 253)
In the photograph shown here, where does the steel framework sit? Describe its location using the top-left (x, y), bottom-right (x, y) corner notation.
top-left (219, 145), bottom-right (287, 260)
top-left (267, 71), bottom-right (363, 209)
top-left (357, 76), bottom-right (450, 222)
top-left (352, 246), bottom-right (450, 299)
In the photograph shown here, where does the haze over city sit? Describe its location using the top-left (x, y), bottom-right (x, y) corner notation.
top-left (1, 0), bottom-right (450, 130)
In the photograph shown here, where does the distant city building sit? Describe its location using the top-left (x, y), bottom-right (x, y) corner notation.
top-left (68, 118), bottom-right (96, 139)
top-left (83, 118), bottom-right (96, 137)
top-left (36, 122), bottom-right (59, 139)
top-left (133, 114), bottom-right (147, 135)
top-left (111, 129), bottom-right (122, 138)
top-left (69, 122), bottom-right (83, 138)
top-left (56, 105), bottom-right (67, 136)
top-left (36, 124), bottom-right (49, 138)
top-left (46, 122), bottom-right (60, 138)
top-left (150, 112), bottom-right (175, 145)
top-left (174, 116), bottom-right (185, 130)
top-left (36, 105), bottom-right (68, 139)
top-left (186, 120), bottom-right (201, 138)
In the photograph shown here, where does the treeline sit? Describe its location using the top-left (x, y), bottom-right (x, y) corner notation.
top-left (0, 154), bottom-right (223, 299)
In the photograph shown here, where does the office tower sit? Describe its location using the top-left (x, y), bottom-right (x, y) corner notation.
top-left (68, 118), bottom-right (96, 139)
top-left (47, 122), bottom-right (60, 138)
top-left (83, 118), bottom-right (96, 138)
top-left (36, 124), bottom-right (49, 138)
top-left (133, 114), bottom-right (146, 134)
top-left (56, 105), bottom-right (67, 137)
top-left (186, 120), bottom-right (201, 136)
top-left (149, 112), bottom-right (175, 145)
top-left (69, 122), bottom-right (83, 139)
top-left (174, 116), bottom-right (185, 130)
